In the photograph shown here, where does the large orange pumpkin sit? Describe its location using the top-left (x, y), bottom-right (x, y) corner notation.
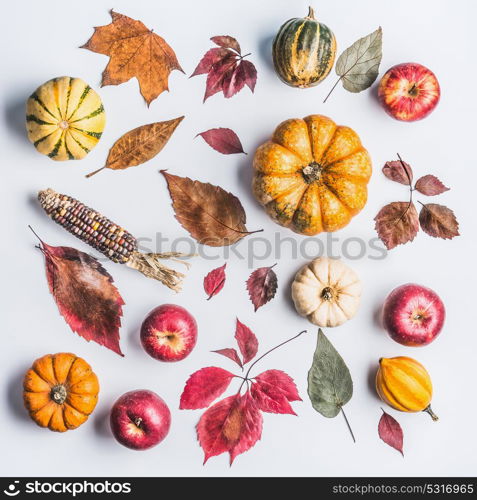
top-left (252, 115), bottom-right (372, 235)
top-left (23, 353), bottom-right (99, 432)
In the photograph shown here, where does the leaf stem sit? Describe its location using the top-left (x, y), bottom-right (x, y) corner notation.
top-left (341, 407), bottom-right (356, 443)
top-left (323, 77), bottom-right (342, 103)
top-left (85, 166), bottom-right (106, 178)
top-left (236, 330), bottom-right (307, 394)
top-left (240, 52), bottom-right (252, 59)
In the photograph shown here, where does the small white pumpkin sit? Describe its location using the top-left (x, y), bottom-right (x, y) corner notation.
top-left (291, 257), bottom-right (362, 327)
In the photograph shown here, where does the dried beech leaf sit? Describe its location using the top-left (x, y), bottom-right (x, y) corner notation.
top-left (419, 203), bottom-right (459, 239)
top-left (196, 392), bottom-right (262, 465)
top-left (235, 319), bottom-right (258, 364)
top-left (415, 175), bottom-right (450, 196)
top-left (82, 10), bottom-right (183, 106)
top-left (161, 171), bottom-right (260, 246)
top-left (378, 409), bottom-right (404, 456)
top-left (204, 263), bottom-right (227, 300)
top-left (336, 27), bottom-right (382, 92)
top-left (197, 128), bottom-right (245, 155)
top-left (374, 201), bottom-right (420, 250)
top-left (382, 160), bottom-right (413, 185)
top-left (38, 240), bottom-right (124, 356)
top-left (211, 348), bottom-right (243, 369)
top-left (211, 35), bottom-right (241, 54)
top-left (87, 117), bottom-right (184, 177)
top-left (246, 264), bottom-right (278, 312)
top-left (308, 329), bottom-right (353, 418)
top-left (180, 367), bottom-right (234, 410)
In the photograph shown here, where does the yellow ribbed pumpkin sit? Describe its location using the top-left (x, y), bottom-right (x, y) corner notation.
top-left (376, 356), bottom-right (438, 421)
top-left (26, 76), bottom-right (105, 161)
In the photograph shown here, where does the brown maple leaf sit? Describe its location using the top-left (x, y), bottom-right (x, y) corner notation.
top-left (82, 10), bottom-right (183, 106)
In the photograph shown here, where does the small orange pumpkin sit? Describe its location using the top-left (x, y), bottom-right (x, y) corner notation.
top-left (23, 353), bottom-right (99, 432)
top-left (252, 115), bottom-right (372, 235)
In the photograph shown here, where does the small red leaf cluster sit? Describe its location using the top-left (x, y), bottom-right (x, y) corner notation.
top-left (191, 36), bottom-right (257, 102)
top-left (197, 128), bottom-right (245, 155)
top-left (375, 156), bottom-right (459, 249)
top-left (378, 409), bottom-right (404, 456)
top-left (180, 320), bottom-right (301, 464)
top-left (203, 263), bottom-right (278, 312)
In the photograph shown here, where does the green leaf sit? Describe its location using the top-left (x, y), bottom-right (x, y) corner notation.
top-left (335, 27), bottom-right (382, 94)
top-left (307, 329), bottom-right (353, 418)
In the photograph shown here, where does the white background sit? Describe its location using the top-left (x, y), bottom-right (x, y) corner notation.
top-left (1, 0), bottom-right (476, 477)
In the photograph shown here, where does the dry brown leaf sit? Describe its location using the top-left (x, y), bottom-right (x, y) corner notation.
top-left (161, 171), bottom-right (261, 246)
top-left (82, 10), bottom-right (183, 106)
top-left (86, 117), bottom-right (184, 178)
top-left (374, 201), bottom-right (419, 250)
top-left (419, 203), bottom-right (460, 239)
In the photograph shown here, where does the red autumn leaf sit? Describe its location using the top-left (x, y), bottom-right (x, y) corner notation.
top-left (212, 348), bottom-right (243, 369)
top-left (374, 201), bottom-right (419, 250)
top-left (180, 367), bottom-right (234, 410)
top-left (382, 160), bottom-right (413, 185)
top-left (38, 240), bottom-right (124, 356)
top-left (192, 36), bottom-right (257, 102)
top-left (203, 263), bottom-right (227, 300)
top-left (237, 59), bottom-right (257, 92)
top-left (197, 128), bottom-right (245, 155)
top-left (255, 370), bottom-right (301, 402)
top-left (191, 47), bottom-right (230, 77)
top-left (246, 264), bottom-right (278, 311)
top-left (235, 319), bottom-right (258, 364)
top-left (196, 392), bottom-right (262, 465)
top-left (378, 409), bottom-right (404, 456)
top-left (211, 35), bottom-right (241, 54)
top-left (419, 203), bottom-right (460, 239)
top-left (251, 381), bottom-right (296, 415)
top-left (415, 175), bottom-right (450, 196)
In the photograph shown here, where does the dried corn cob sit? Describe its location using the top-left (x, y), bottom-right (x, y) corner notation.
top-left (38, 188), bottom-right (191, 291)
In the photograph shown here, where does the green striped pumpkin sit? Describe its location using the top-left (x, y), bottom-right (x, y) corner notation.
top-left (26, 76), bottom-right (105, 161)
top-left (272, 7), bottom-right (336, 88)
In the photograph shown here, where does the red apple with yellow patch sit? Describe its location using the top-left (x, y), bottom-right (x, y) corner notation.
top-left (110, 390), bottom-right (171, 450)
top-left (140, 304), bottom-right (198, 362)
top-left (378, 63), bottom-right (440, 121)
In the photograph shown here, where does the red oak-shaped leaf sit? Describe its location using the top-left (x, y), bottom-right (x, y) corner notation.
top-left (378, 409), bottom-right (404, 456)
top-left (212, 348), bottom-right (243, 368)
top-left (204, 263), bottom-right (227, 300)
top-left (246, 264), bottom-right (278, 311)
top-left (419, 203), bottom-right (460, 240)
top-left (192, 36), bottom-right (257, 102)
top-left (415, 175), bottom-right (450, 196)
top-left (196, 392), bottom-right (262, 465)
top-left (382, 160), bottom-right (413, 185)
top-left (374, 201), bottom-right (419, 250)
top-left (180, 367), bottom-right (234, 410)
top-left (197, 128), bottom-right (245, 155)
top-left (235, 319), bottom-right (258, 364)
top-left (255, 370), bottom-right (301, 402)
top-left (39, 241), bottom-right (124, 356)
top-left (211, 35), bottom-right (241, 54)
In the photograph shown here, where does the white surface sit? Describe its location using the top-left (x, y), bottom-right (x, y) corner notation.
top-left (1, 0), bottom-right (475, 477)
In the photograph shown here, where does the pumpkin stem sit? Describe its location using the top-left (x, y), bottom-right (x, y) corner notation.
top-left (306, 6), bottom-right (316, 19)
top-left (321, 286), bottom-right (334, 301)
top-left (424, 405), bottom-right (439, 421)
top-left (302, 162), bottom-right (322, 183)
top-left (50, 384), bottom-right (67, 405)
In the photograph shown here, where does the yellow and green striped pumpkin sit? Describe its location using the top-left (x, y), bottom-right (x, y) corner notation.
top-left (272, 7), bottom-right (336, 88)
top-left (26, 77), bottom-right (105, 161)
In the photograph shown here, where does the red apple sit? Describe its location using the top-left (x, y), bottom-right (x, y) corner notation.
top-left (378, 63), bottom-right (440, 121)
top-left (140, 304), bottom-right (197, 362)
top-left (110, 390), bottom-right (171, 450)
top-left (382, 283), bottom-right (445, 346)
